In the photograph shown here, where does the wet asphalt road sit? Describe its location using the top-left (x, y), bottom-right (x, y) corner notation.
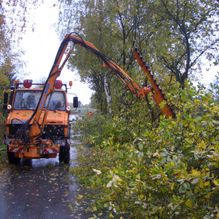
top-left (0, 137), bottom-right (87, 219)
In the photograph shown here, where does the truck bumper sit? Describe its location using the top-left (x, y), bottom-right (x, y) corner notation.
top-left (8, 140), bottom-right (60, 159)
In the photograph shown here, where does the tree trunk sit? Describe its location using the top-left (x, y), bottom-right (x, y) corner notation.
top-left (103, 74), bottom-right (112, 115)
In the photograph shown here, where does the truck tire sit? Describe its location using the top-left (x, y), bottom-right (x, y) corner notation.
top-left (59, 145), bottom-right (70, 164)
top-left (7, 146), bottom-right (20, 164)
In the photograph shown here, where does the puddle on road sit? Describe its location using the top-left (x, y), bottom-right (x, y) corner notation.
top-left (0, 145), bottom-right (85, 219)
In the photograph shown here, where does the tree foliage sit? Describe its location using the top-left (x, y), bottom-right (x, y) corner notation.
top-left (153, 0), bottom-right (219, 86)
top-left (58, 0), bottom-right (219, 113)
top-left (0, 1), bottom-right (14, 85)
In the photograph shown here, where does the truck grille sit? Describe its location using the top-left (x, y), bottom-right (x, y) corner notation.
top-left (9, 124), bottom-right (23, 136)
top-left (43, 125), bottom-right (65, 140)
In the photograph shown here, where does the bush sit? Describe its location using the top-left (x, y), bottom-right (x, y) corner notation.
top-left (0, 108), bottom-right (6, 164)
top-left (73, 83), bottom-right (219, 218)
top-left (75, 112), bottom-right (143, 146)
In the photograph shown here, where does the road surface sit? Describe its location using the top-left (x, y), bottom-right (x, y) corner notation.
top-left (0, 139), bottom-right (89, 219)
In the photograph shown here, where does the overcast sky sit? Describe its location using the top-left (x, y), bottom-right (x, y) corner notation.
top-left (19, 1), bottom-right (93, 105)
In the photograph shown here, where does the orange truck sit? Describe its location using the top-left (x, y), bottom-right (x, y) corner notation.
top-left (3, 80), bottom-right (78, 164)
top-left (3, 33), bottom-right (174, 165)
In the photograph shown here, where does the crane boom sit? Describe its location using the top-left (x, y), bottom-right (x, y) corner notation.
top-left (27, 33), bottom-right (174, 141)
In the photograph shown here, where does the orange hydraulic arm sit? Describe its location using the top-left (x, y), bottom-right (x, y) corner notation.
top-left (26, 33), bottom-right (174, 141)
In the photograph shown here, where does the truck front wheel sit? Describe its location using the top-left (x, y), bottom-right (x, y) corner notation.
top-left (7, 146), bottom-right (20, 164)
top-left (59, 145), bottom-right (70, 164)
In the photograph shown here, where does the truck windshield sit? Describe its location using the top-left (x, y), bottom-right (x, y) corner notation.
top-left (13, 90), bottom-right (66, 110)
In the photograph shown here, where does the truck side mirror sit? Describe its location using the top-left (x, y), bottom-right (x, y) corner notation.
top-left (3, 92), bottom-right (8, 110)
top-left (73, 96), bottom-right (78, 108)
